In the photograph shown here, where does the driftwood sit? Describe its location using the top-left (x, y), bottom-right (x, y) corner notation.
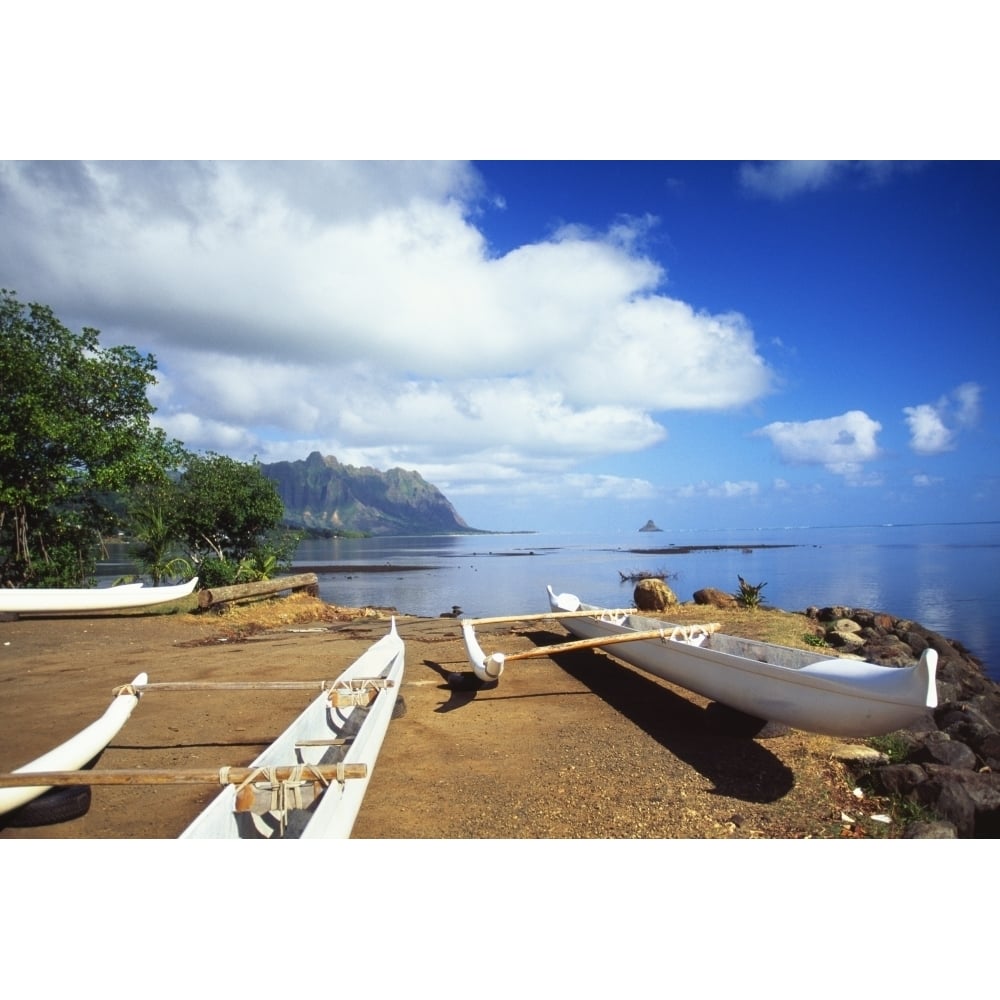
top-left (198, 573), bottom-right (319, 610)
top-left (618, 570), bottom-right (671, 582)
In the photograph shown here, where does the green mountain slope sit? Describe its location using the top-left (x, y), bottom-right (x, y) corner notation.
top-left (260, 452), bottom-right (477, 536)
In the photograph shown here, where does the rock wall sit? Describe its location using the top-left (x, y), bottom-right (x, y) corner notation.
top-left (807, 605), bottom-right (1000, 838)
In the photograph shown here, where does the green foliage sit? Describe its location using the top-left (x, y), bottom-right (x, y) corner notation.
top-left (0, 290), bottom-right (181, 586)
top-left (126, 481), bottom-right (192, 585)
top-left (1, 292), bottom-right (295, 591)
top-left (867, 731), bottom-right (912, 764)
top-left (197, 556), bottom-right (240, 589)
top-left (196, 536), bottom-right (297, 588)
top-left (734, 575), bottom-right (767, 610)
top-left (122, 453), bottom-right (297, 587)
top-left (239, 529), bottom-right (300, 580)
top-left (883, 795), bottom-right (939, 828)
top-left (175, 452), bottom-right (285, 564)
top-left (802, 633), bottom-right (828, 647)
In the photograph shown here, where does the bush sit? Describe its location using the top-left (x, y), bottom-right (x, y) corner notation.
top-left (735, 575), bottom-right (767, 610)
top-left (196, 557), bottom-right (239, 589)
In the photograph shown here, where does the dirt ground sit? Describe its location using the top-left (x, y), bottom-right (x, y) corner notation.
top-left (0, 594), bottom-right (883, 839)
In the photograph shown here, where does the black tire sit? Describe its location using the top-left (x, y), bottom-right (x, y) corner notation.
top-left (2, 784), bottom-right (92, 828)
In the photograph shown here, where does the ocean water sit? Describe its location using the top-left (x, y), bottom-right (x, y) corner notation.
top-left (289, 522), bottom-right (1000, 682)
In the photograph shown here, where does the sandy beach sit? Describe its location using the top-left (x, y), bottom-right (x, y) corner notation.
top-left (0, 595), bottom-right (871, 839)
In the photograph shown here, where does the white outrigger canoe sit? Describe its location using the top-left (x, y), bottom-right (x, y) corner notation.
top-left (461, 587), bottom-right (938, 738)
top-left (179, 619), bottom-right (405, 839)
top-left (0, 673), bottom-right (147, 817)
top-left (0, 577), bottom-right (198, 614)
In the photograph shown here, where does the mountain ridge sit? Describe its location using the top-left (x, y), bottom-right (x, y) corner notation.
top-left (260, 451), bottom-right (481, 536)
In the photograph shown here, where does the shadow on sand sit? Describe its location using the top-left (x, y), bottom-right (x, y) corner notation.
top-left (523, 628), bottom-right (796, 804)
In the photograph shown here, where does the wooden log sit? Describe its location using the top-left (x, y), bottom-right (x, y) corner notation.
top-left (0, 764), bottom-right (367, 787)
top-left (462, 608), bottom-right (637, 626)
top-left (501, 623), bottom-right (721, 662)
top-left (198, 573), bottom-right (320, 609)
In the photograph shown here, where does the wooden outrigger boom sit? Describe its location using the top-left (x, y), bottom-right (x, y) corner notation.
top-left (462, 608), bottom-right (636, 627)
top-left (115, 678), bottom-right (396, 696)
top-left (0, 764), bottom-right (368, 787)
top-left (499, 624), bottom-right (721, 662)
top-left (461, 618), bottom-right (720, 681)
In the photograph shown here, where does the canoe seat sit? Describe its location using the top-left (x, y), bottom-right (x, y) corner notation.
top-left (328, 676), bottom-right (395, 708)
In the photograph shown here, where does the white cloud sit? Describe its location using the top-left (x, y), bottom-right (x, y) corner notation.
top-left (0, 160), bottom-right (777, 492)
top-left (740, 161), bottom-right (846, 199)
top-left (903, 382), bottom-right (982, 455)
top-left (153, 412), bottom-right (258, 455)
top-left (738, 161), bottom-right (905, 200)
top-left (561, 298), bottom-right (773, 409)
top-left (720, 480), bottom-right (760, 498)
top-left (953, 382), bottom-right (982, 426)
top-left (903, 403), bottom-right (953, 454)
top-left (673, 480), bottom-right (760, 499)
top-left (755, 410), bottom-right (882, 478)
top-left (564, 473), bottom-right (658, 500)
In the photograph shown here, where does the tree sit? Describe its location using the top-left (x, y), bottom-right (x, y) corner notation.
top-left (173, 452), bottom-right (291, 586)
top-left (0, 290), bottom-right (183, 587)
top-left (126, 481), bottom-right (192, 586)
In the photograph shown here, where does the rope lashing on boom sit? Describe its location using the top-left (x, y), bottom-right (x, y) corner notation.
top-left (230, 763), bottom-right (344, 835)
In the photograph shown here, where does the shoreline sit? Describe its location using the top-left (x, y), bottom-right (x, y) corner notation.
top-left (626, 543), bottom-right (800, 555)
top-left (0, 601), bottom-right (875, 839)
top-left (2, 593), bottom-right (998, 838)
top-left (293, 563), bottom-right (437, 574)
top-left (291, 544), bottom-right (803, 574)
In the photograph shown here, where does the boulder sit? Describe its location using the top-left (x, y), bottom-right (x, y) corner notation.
top-left (910, 733), bottom-right (978, 770)
top-left (830, 618), bottom-right (862, 635)
top-left (902, 821), bottom-right (958, 839)
top-left (633, 578), bottom-right (677, 611)
top-left (826, 629), bottom-right (866, 650)
top-left (692, 587), bottom-right (737, 609)
top-left (871, 764), bottom-right (927, 797)
top-left (812, 604), bottom-right (1000, 838)
top-left (914, 774), bottom-right (977, 838)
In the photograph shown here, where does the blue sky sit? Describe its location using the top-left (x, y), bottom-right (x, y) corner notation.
top-left (1, 159), bottom-right (996, 533)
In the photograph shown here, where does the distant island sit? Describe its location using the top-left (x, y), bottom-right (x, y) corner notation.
top-left (639, 519), bottom-right (663, 532)
top-left (260, 452), bottom-right (486, 536)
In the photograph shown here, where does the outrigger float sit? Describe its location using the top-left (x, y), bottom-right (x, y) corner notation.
top-left (0, 622), bottom-right (405, 837)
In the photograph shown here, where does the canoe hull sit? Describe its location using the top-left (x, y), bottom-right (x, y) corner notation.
top-left (0, 673), bottom-right (147, 816)
top-left (547, 587), bottom-right (937, 737)
top-left (0, 578), bottom-right (198, 614)
top-left (179, 620), bottom-right (405, 839)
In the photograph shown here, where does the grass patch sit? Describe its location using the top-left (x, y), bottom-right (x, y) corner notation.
top-left (867, 731), bottom-right (912, 764)
top-left (198, 592), bottom-right (389, 638)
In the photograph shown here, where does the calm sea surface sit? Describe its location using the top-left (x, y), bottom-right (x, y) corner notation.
top-left (99, 521), bottom-right (999, 682)
top-left (288, 522), bottom-right (1000, 682)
